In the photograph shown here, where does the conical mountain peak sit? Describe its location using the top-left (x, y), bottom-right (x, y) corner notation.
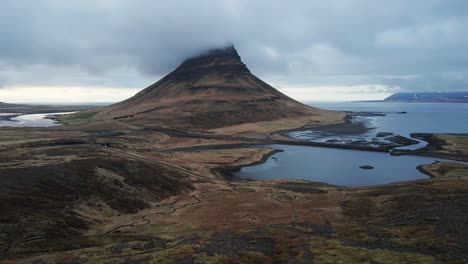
top-left (183, 45), bottom-right (241, 64)
top-left (173, 45), bottom-right (250, 76)
top-left (95, 45), bottom-right (331, 129)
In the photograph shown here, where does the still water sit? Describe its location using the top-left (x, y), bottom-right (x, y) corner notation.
top-left (234, 144), bottom-right (455, 187)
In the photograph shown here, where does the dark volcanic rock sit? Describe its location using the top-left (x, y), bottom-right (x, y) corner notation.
top-left (376, 132), bottom-right (394, 137)
top-left (387, 135), bottom-right (420, 146)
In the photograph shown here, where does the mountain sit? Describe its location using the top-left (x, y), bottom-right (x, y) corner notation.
top-left (384, 92), bottom-right (468, 103)
top-left (0, 102), bottom-right (24, 109)
top-left (86, 45), bottom-right (336, 129)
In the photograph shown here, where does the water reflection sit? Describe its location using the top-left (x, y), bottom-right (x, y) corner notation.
top-left (234, 144), bottom-right (459, 187)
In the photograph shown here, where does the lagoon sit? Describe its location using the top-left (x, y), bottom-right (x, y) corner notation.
top-left (233, 144), bottom-right (455, 187)
top-left (235, 102), bottom-right (468, 186)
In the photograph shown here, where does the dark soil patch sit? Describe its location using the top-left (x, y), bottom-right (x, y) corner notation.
top-left (198, 231), bottom-right (275, 258)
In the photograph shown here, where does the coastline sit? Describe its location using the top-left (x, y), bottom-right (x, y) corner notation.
top-left (391, 133), bottom-right (468, 162)
top-left (275, 114), bottom-right (370, 137)
top-left (159, 111), bottom-right (467, 188)
top-left (0, 104), bottom-right (94, 126)
top-left (275, 113), bottom-right (420, 150)
top-left (210, 115), bottom-right (468, 186)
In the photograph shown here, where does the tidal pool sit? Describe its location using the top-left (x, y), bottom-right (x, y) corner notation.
top-left (233, 144), bottom-right (456, 187)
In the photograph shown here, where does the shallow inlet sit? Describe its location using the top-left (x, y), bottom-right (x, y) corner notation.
top-left (0, 112), bottom-right (74, 127)
top-left (233, 144), bottom-right (455, 187)
top-left (297, 102), bottom-right (468, 150)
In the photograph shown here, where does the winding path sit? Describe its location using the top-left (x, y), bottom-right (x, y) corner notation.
top-left (102, 190), bottom-right (230, 235)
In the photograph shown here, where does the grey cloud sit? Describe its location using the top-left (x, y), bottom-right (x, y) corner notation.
top-left (0, 0), bottom-right (467, 92)
top-left (381, 74), bottom-right (468, 92)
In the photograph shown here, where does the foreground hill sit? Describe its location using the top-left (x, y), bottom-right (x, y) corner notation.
top-left (1, 127), bottom-right (467, 263)
top-left (63, 46), bottom-right (340, 130)
top-left (384, 92), bottom-right (468, 103)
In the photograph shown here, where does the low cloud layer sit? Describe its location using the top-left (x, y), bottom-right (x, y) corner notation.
top-left (1, 0), bottom-right (467, 100)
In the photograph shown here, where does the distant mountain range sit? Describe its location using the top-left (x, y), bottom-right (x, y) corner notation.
top-left (0, 101), bottom-right (25, 108)
top-left (0, 101), bottom-right (95, 114)
top-left (384, 92), bottom-right (468, 103)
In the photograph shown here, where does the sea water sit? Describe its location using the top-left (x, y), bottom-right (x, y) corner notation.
top-left (234, 102), bottom-right (468, 186)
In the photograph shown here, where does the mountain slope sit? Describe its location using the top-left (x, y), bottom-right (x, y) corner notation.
top-left (90, 46), bottom-right (338, 129)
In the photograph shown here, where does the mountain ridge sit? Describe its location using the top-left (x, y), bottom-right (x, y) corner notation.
top-left (384, 92), bottom-right (468, 103)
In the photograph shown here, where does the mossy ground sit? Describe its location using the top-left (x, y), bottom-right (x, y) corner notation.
top-left (0, 126), bottom-right (466, 263)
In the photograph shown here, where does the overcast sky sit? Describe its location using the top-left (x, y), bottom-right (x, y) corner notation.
top-left (1, 0), bottom-right (467, 103)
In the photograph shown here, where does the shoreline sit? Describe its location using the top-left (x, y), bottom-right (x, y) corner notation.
top-left (275, 113), bottom-right (420, 150)
top-left (275, 114), bottom-right (370, 137)
top-left (0, 111), bottom-right (78, 127)
top-left (3, 110), bottom-right (465, 185)
top-left (212, 148), bottom-right (284, 181)
top-left (162, 138), bottom-right (392, 154)
top-left (274, 113), bottom-right (388, 150)
top-left (416, 161), bottom-right (438, 178)
top-left (214, 145), bottom-right (444, 186)
top-left (160, 113), bottom-right (467, 187)
top-left (0, 105), bottom-right (93, 126)
top-left (391, 133), bottom-right (468, 162)
top-left (211, 124), bottom-right (468, 186)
